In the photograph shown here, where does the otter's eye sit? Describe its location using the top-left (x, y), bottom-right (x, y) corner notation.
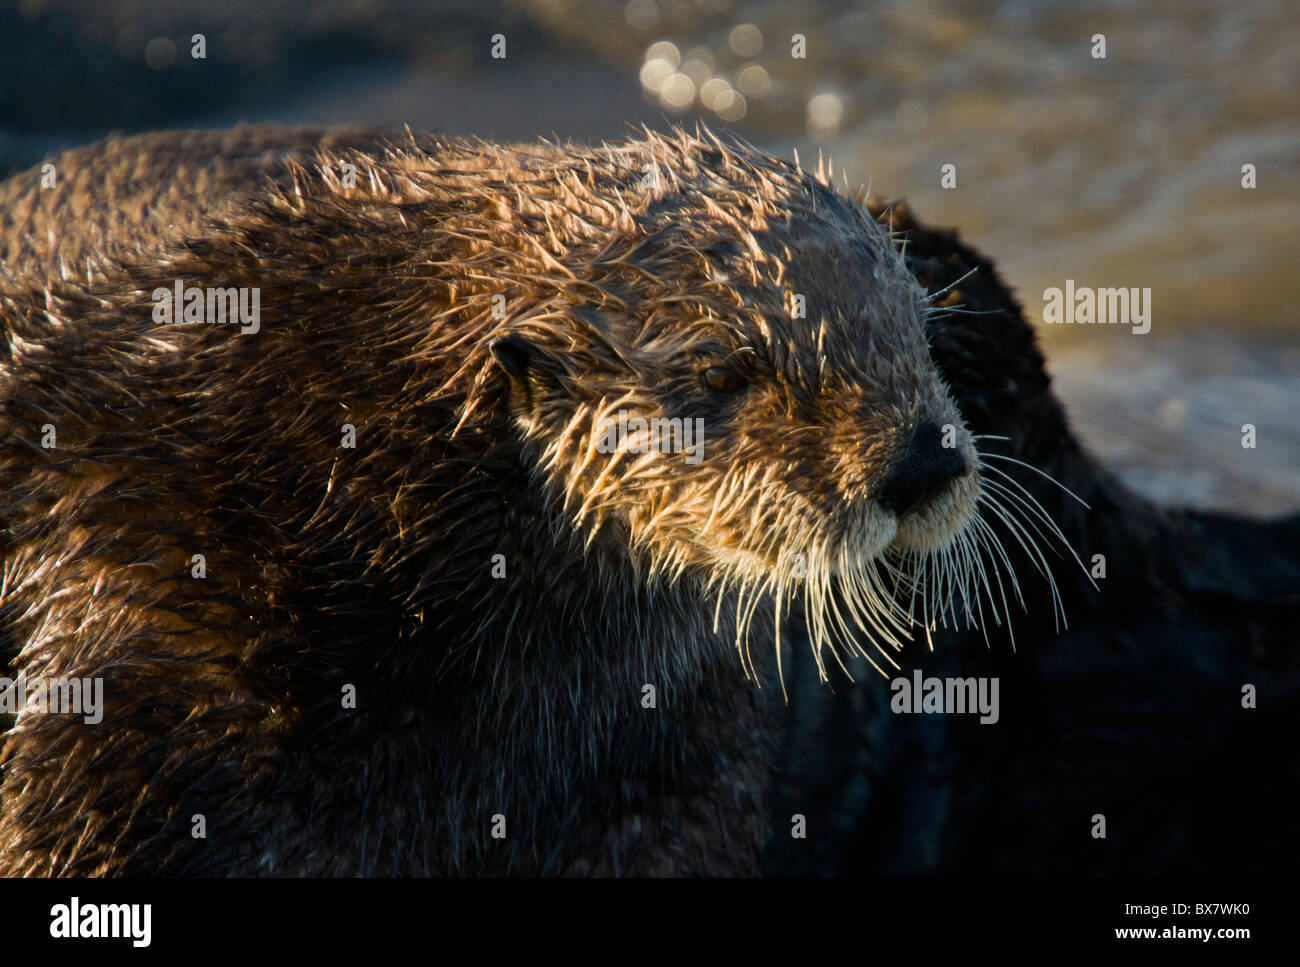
top-left (704, 366), bottom-right (745, 393)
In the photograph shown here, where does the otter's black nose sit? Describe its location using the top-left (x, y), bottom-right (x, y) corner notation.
top-left (876, 421), bottom-right (968, 518)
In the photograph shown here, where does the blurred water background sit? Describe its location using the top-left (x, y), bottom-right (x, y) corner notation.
top-left (1, 0), bottom-right (1295, 514)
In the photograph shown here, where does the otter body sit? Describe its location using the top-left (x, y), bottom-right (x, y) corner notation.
top-left (2, 127), bottom-right (968, 875)
top-left (3, 128), bottom-right (1295, 878)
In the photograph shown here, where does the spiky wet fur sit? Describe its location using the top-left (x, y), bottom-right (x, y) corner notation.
top-left (0, 126), bottom-right (1075, 875)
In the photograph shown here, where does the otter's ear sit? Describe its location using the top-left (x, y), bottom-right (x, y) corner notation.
top-left (491, 334), bottom-right (535, 384)
top-left (491, 333), bottom-right (558, 417)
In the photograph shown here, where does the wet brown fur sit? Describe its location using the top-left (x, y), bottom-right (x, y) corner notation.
top-left (0, 126), bottom-right (989, 875)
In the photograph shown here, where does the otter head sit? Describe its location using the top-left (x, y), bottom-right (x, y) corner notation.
top-left (483, 130), bottom-right (1033, 675)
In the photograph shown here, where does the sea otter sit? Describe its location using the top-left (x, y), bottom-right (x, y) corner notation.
top-left (0, 127), bottom-right (1294, 876)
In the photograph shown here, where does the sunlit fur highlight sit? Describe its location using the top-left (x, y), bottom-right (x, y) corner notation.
top-left (366, 125), bottom-right (1088, 690)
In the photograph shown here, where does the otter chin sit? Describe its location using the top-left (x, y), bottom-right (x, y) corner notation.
top-left (0, 124), bottom-right (1078, 875)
